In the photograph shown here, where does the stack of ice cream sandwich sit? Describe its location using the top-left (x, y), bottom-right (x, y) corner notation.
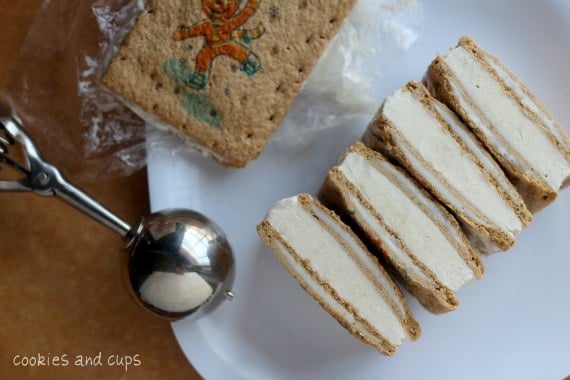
top-left (258, 37), bottom-right (570, 355)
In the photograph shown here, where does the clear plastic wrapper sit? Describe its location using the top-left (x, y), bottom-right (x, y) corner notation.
top-left (1, 0), bottom-right (422, 180)
top-left (1, 0), bottom-right (146, 181)
top-left (275, 0), bottom-right (422, 141)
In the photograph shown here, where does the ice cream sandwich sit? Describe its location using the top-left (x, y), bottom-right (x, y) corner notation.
top-left (257, 194), bottom-right (420, 355)
top-left (362, 81), bottom-right (532, 254)
top-left (321, 142), bottom-right (484, 314)
top-left (425, 36), bottom-right (570, 212)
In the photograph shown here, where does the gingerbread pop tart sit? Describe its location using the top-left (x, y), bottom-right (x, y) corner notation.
top-left (103, 0), bottom-right (357, 167)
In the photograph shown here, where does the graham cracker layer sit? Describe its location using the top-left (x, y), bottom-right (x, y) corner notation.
top-left (103, 0), bottom-right (356, 168)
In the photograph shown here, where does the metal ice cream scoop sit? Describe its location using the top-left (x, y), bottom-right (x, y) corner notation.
top-left (0, 115), bottom-right (235, 320)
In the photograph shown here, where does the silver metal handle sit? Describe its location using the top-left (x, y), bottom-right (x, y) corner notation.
top-left (46, 164), bottom-right (132, 237)
top-left (0, 116), bottom-right (133, 238)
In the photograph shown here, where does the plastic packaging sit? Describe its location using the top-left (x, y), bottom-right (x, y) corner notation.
top-left (1, 0), bottom-right (422, 180)
top-left (2, 0), bottom-right (146, 181)
top-left (275, 0), bottom-right (422, 141)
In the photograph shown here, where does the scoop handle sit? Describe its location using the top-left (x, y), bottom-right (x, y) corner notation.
top-left (1, 115), bottom-right (133, 238)
top-left (52, 170), bottom-right (133, 238)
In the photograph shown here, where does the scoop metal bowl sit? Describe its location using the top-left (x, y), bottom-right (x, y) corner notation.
top-left (0, 115), bottom-right (235, 320)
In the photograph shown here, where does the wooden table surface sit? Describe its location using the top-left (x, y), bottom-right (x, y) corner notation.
top-left (0, 1), bottom-right (202, 378)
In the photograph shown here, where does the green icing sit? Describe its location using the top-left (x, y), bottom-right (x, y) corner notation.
top-left (181, 92), bottom-right (222, 129)
top-left (162, 58), bottom-right (191, 87)
top-left (162, 58), bottom-right (223, 129)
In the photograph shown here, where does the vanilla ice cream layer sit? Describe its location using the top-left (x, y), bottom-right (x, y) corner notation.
top-left (339, 152), bottom-right (475, 291)
top-left (383, 89), bottom-right (522, 236)
top-left (309, 203), bottom-right (407, 317)
top-left (444, 47), bottom-right (570, 190)
top-left (348, 195), bottom-right (431, 285)
top-left (434, 103), bottom-right (519, 201)
top-left (483, 57), bottom-right (569, 151)
top-left (266, 196), bottom-right (406, 346)
top-left (394, 140), bottom-right (506, 255)
top-left (274, 241), bottom-right (384, 347)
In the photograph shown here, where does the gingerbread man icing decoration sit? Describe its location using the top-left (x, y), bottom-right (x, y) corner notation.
top-left (173, 0), bottom-right (265, 90)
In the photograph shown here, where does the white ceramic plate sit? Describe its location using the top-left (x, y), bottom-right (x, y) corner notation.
top-left (147, 1), bottom-right (570, 379)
